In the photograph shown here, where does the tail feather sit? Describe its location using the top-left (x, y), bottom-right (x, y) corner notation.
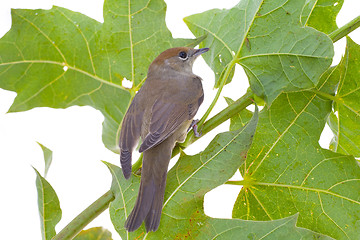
top-left (124, 174), bottom-right (168, 232)
top-left (124, 145), bottom-right (171, 232)
top-left (144, 192), bottom-right (164, 232)
top-left (120, 150), bottom-right (132, 179)
top-left (144, 172), bottom-right (167, 232)
top-left (125, 178), bottom-right (156, 231)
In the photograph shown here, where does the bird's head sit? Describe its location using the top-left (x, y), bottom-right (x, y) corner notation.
top-left (149, 47), bottom-right (209, 73)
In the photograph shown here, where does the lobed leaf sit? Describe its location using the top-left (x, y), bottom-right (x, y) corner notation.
top-left (185, 0), bottom-right (334, 104)
top-left (232, 71), bottom-right (360, 239)
top-left (34, 168), bottom-right (62, 240)
top-left (327, 37), bottom-right (360, 158)
top-left (0, 0), bottom-right (198, 152)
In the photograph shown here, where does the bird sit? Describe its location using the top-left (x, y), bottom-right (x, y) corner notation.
top-left (118, 47), bottom-right (209, 232)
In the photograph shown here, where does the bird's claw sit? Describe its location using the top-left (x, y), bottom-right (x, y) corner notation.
top-left (189, 119), bottom-right (202, 137)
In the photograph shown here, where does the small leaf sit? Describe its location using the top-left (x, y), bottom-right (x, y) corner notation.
top-left (33, 168), bottom-right (62, 240)
top-left (185, 0), bottom-right (333, 104)
top-left (74, 227), bottom-right (113, 240)
top-left (185, 34), bottom-right (207, 48)
top-left (232, 74), bottom-right (360, 239)
top-left (37, 142), bottom-right (53, 178)
top-left (303, 0), bottom-right (343, 34)
top-left (327, 37), bottom-right (360, 158)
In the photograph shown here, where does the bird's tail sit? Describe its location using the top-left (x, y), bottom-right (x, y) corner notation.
top-left (124, 145), bottom-right (170, 232)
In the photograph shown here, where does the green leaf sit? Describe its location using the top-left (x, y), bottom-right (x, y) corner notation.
top-left (106, 108), bottom-right (330, 239)
top-left (0, 0), bottom-right (198, 152)
top-left (37, 142), bottom-right (53, 178)
top-left (74, 227), bottom-right (113, 240)
top-left (34, 168), bottom-right (62, 240)
top-left (185, 0), bottom-right (333, 104)
top-left (224, 97), bottom-right (253, 131)
top-left (303, 0), bottom-right (343, 34)
top-left (232, 77), bottom-right (360, 239)
top-left (327, 37), bottom-right (360, 158)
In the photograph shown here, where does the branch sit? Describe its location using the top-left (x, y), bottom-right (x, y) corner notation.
top-left (179, 90), bottom-right (254, 149)
top-left (329, 15), bottom-right (360, 43)
top-left (53, 191), bottom-right (114, 240)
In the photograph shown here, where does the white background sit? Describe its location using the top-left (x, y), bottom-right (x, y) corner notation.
top-left (0, 0), bottom-right (359, 239)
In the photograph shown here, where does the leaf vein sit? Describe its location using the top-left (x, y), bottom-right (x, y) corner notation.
top-left (14, 11), bottom-right (67, 63)
top-left (251, 95), bottom-right (316, 175)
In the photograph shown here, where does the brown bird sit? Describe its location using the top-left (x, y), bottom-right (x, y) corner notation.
top-left (119, 47), bottom-right (209, 232)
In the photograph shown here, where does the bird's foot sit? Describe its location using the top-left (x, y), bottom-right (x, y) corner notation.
top-left (189, 119), bottom-right (202, 137)
top-left (134, 167), bottom-right (142, 176)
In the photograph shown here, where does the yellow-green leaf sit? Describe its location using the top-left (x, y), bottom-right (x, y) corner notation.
top-left (304, 0), bottom-right (343, 34)
top-left (34, 168), bottom-right (62, 240)
top-left (37, 142), bottom-right (53, 178)
top-left (328, 37), bottom-right (360, 158)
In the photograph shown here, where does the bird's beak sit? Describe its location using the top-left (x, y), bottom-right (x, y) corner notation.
top-left (193, 48), bottom-right (209, 57)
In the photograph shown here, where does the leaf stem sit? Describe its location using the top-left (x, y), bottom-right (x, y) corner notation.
top-left (329, 15), bottom-right (360, 42)
top-left (225, 180), bottom-right (244, 185)
top-left (53, 190), bottom-right (114, 240)
top-left (310, 89), bottom-right (339, 102)
top-left (132, 153), bottom-right (143, 174)
top-left (198, 60), bottom-right (236, 126)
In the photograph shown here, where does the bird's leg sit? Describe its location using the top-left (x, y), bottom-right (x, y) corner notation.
top-left (188, 119), bottom-right (201, 137)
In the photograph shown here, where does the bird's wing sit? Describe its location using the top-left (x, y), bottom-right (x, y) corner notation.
top-left (139, 93), bottom-right (203, 153)
top-left (119, 98), bottom-right (144, 179)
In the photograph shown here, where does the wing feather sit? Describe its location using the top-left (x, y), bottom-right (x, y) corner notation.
top-left (139, 96), bottom-right (200, 153)
top-left (119, 99), bottom-right (144, 179)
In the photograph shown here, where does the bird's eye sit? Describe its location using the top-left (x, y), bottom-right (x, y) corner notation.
top-left (178, 51), bottom-right (188, 60)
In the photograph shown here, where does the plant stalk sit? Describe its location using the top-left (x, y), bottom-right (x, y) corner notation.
top-left (132, 153), bottom-right (143, 174)
top-left (225, 180), bottom-right (244, 185)
top-left (310, 89), bottom-right (339, 102)
top-left (172, 90), bottom-right (253, 158)
top-left (53, 190), bottom-right (114, 240)
top-left (179, 90), bottom-right (254, 149)
top-left (329, 15), bottom-right (360, 42)
top-left (198, 61), bottom-right (236, 126)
